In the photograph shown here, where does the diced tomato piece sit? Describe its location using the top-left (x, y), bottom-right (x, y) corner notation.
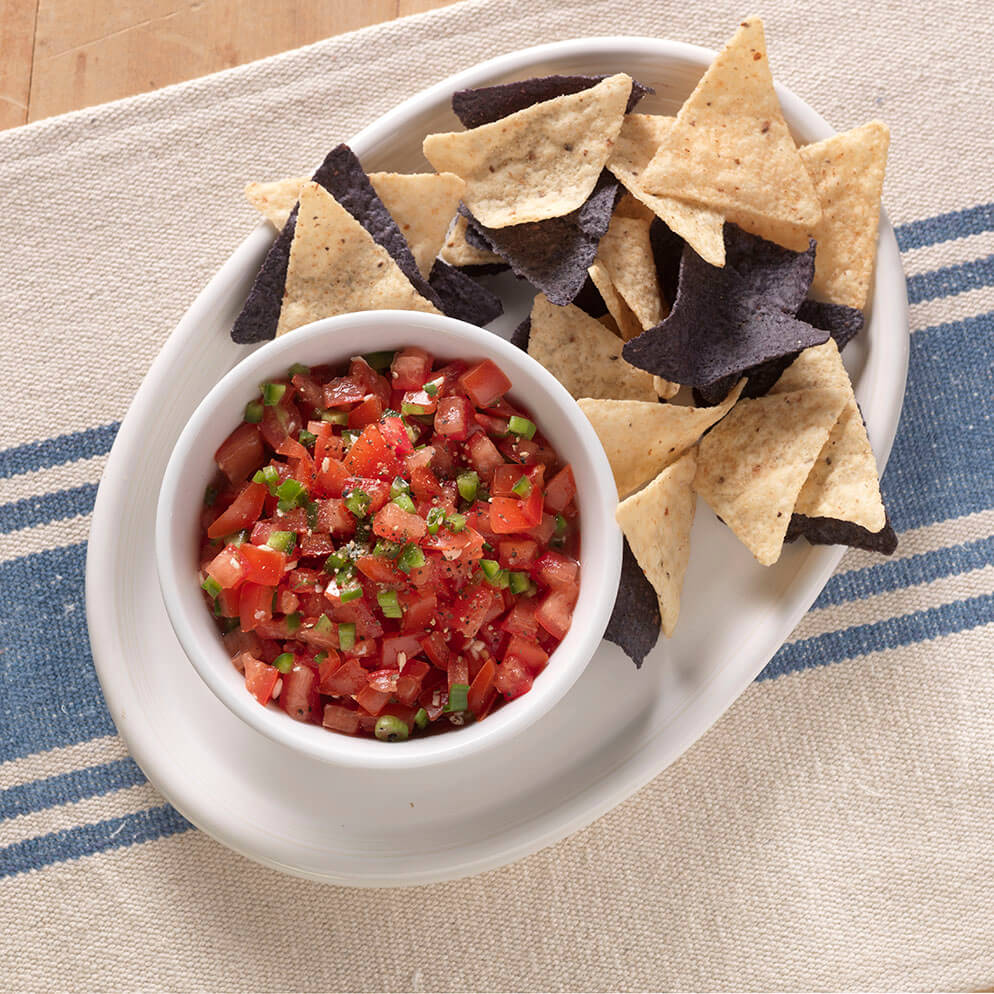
top-left (408, 457), bottom-right (445, 499)
top-left (434, 395), bottom-right (474, 440)
top-left (501, 597), bottom-right (539, 638)
top-left (448, 656), bottom-right (469, 690)
top-left (497, 538), bottom-right (539, 569)
top-left (367, 668), bottom-right (400, 693)
top-left (315, 650), bottom-right (343, 690)
top-left (207, 481), bottom-right (267, 539)
top-left (241, 654), bottom-right (279, 705)
top-left (379, 415), bottom-right (414, 458)
top-left (344, 477), bottom-right (391, 512)
top-left (348, 395), bottom-right (384, 428)
top-left (315, 498), bottom-right (355, 537)
top-left (378, 634), bottom-right (421, 670)
top-left (314, 456), bottom-right (349, 498)
top-left (399, 590), bottom-right (436, 633)
top-left (215, 423), bottom-right (265, 484)
top-left (323, 375), bottom-right (365, 407)
top-left (495, 655), bottom-right (533, 699)
top-left (276, 588), bottom-right (299, 615)
top-left (489, 491), bottom-right (543, 534)
top-left (376, 700), bottom-right (417, 730)
top-left (331, 598), bottom-right (384, 640)
top-left (286, 568), bottom-right (322, 592)
top-left (533, 551), bottom-right (579, 591)
top-left (238, 582), bottom-right (274, 632)
top-left (535, 589), bottom-right (574, 640)
top-left (355, 682), bottom-right (392, 716)
top-left (390, 347), bottom-right (432, 390)
top-left (259, 393), bottom-right (303, 450)
top-left (206, 543), bottom-right (247, 589)
top-left (459, 359), bottom-right (512, 408)
top-left (474, 412), bottom-right (508, 438)
top-left (238, 543), bottom-right (287, 585)
top-left (313, 426), bottom-right (344, 466)
top-left (215, 585), bottom-right (242, 618)
top-left (373, 502), bottom-right (427, 543)
top-left (447, 585), bottom-right (494, 638)
top-left (402, 388), bottom-right (438, 415)
top-left (349, 357), bottom-right (392, 407)
top-left (223, 630), bottom-right (262, 663)
top-left (396, 657), bottom-right (431, 705)
top-left (322, 702), bottom-right (361, 735)
top-left (421, 631), bottom-right (451, 669)
top-left (320, 657), bottom-right (368, 696)
top-left (281, 664), bottom-right (319, 722)
top-left (504, 635), bottom-right (549, 674)
top-left (291, 372), bottom-right (325, 412)
top-left (524, 513), bottom-right (557, 544)
top-left (276, 435), bottom-right (315, 485)
top-left (543, 464), bottom-right (576, 514)
top-left (465, 432), bottom-right (505, 482)
top-left (408, 553), bottom-right (440, 590)
top-left (467, 657), bottom-right (497, 717)
top-left (421, 525), bottom-right (484, 561)
top-left (355, 554), bottom-right (404, 585)
top-left (298, 533), bottom-right (335, 558)
top-left (344, 424), bottom-right (402, 480)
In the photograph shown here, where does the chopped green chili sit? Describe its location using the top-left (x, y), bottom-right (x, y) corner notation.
top-left (389, 476), bottom-right (410, 500)
top-left (337, 622), bottom-right (356, 652)
top-left (457, 471), bottom-right (479, 503)
top-left (397, 543), bottom-right (426, 574)
top-left (287, 362), bottom-right (310, 377)
top-left (344, 488), bottom-right (371, 518)
top-left (201, 576), bottom-right (222, 598)
top-left (273, 652), bottom-right (294, 674)
top-left (392, 492), bottom-right (416, 514)
top-left (509, 571), bottom-right (531, 595)
top-left (243, 400), bottom-right (264, 424)
top-left (508, 415), bottom-right (537, 439)
top-left (425, 506), bottom-right (446, 534)
top-left (260, 382), bottom-right (286, 406)
top-left (298, 429), bottom-right (317, 447)
top-left (266, 530), bottom-right (296, 553)
top-left (363, 350), bottom-right (395, 371)
top-left (446, 512), bottom-right (467, 533)
top-left (377, 589), bottom-right (403, 619)
top-left (445, 683), bottom-right (470, 712)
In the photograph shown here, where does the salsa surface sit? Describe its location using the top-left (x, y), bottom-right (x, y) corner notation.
top-left (199, 347), bottom-right (580, 741)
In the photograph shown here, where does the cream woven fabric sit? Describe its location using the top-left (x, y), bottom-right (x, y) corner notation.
top-left (2, 0), bottom-right (993, 990)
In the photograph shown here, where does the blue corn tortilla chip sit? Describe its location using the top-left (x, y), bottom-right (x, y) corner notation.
top-left (797, 299), bottom-right (865, 351)
top-left (649, 215), bottom-right (684, 306)
top-left (604, 538), bottom-right (661, 668)
top-left (230, 144), bottom-right (442, 343)
top-left (572, 274), bottom-right (609, 319)
top-left (785, 513), bottom-right (898, 555)
top-left (452, 73), bottom-right (652, 128)
top-left (231, 206), bottom-right (298, 344)
top-left (623, 225), bottom-right (827, 387)
top-left (693, 352), bottom-right (800, 407)
top-left (510, 317), bottom-right (530, 351)
top-left (461, 171), bottom-right (620, 306)
top-left (428, 259), bottom-right (503, 326)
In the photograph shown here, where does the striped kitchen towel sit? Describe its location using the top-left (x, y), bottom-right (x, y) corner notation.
top-left (1, 0), bottom-right (992, 990)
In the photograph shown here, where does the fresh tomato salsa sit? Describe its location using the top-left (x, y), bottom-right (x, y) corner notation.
top-left (199, 347), bottom-right (580, 741)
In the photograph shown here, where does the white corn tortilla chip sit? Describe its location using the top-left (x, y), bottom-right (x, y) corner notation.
top-left (654, 376), bottom-right (680, 400)
top-left (799, 122), bottom-right (889, 310)
top-left (596, 214), bottom-right (666, 329)
top-left (607, 114), bottom-right (726, 267)
top-left (276, 181), bottom-right (440, 337)
top-left (615, 448), bottom-right (698, 637)
top-left (245, 176), bottom-right (307, 229)
top-left (693, 387), bottom-right (849, 565)
top-left (368, 171), bottom-right (466, 278)
top-left (770, 341), bottom-right (887, 531)
top-left (587, 260), bottom-right (644, 342)
top-left (439, 215), bottom-right (504, 267)
top-left (527, 294), bottom-right (657, 401)
top-left (579, 380), bottom-right (744, 498)
top-left (423, 74), bottom-right (632, 228)
top-left (639, 19), bottom-right (822, 234)
top-left (614, 192), bottom-right (655, 222)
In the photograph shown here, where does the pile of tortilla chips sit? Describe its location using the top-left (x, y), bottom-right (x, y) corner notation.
top-left (227, 15), bottom-right (895, 668)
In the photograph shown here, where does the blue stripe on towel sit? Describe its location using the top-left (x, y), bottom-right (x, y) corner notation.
top-left (895, 202), bottom-right (994, 251)
top-left (906, 254), bottom-right (994, 304)
top-left (0, 805), bottom-right (192, 878)
top-left (0, 483), bottom-right (98, 535)
top-left (0, 423), bottom-right (119, 480)
top-left (1, 758), bottom-right (146, 821)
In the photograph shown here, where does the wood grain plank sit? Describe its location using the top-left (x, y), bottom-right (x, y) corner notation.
top-left (27, 0), bottom-right (459, 124)
top-left (0, 0), bottom-right (38, 129)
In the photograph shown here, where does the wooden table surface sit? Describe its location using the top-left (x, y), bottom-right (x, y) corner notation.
top-left (0, 0), bottom-right (461, 131)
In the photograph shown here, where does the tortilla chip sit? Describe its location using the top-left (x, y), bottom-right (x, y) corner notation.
top-left (799, 122), bottom-right (889, 309)
top-left (461, 170), bottom-right (619, 306)
top-left (605, 538), bottom-right (662, 667)
top-left (423, 73), bottom-right (632, 228)
top-left (276, 182), bottom-right (440, 337)
top-left (796, 299), bottom-right (864, 352)
top-left (607, 114), bottom-right (726, 266)
top-left (245, 176), bottom-right (306, 229)
top-left (693, 387), bottom-right (849, 565)
top-left (427, 259), bottom-right (503, 326)
top-left (614, 192), bottom-right (655, 222)
top-left (596, 214), bottom-right (666, 329)
top-left (367, 171), bottom-right (466, 278)
top-left (785, 513), bottom-right (897, 555)
top-left (615, 448), bottom-right (698, 637)
top-left (639, 19), bottom-right (822, 234)
top-left (654, 376), bottom-right (680, 400)
top-left (452, 73), bottom-right (652, 128)
top-left (623, 225), bottom-right (825, 387)
top-left (587, 259), bottom-right (643, 342)
top-left (527, 294), bottom-right (657, 401)
top-left (439, 215), bottom-right (505, 268)
top-left (770, 341), bottom-right (886, 532)
top-left (510, 317), bottom-right (531, 351)
top-left (578, 380), bottom-right (744, 498)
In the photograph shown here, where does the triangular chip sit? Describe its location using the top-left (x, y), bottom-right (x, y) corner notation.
top-left (654, 376), bottom-right (680, 400)
top-left (423, 74), bottom-right (632, 227)
top-left (799, 122), bottom-right (889, 310)
top-left (639, 19), bottom-right (822, 234)
top-left (769, 341), bottom-right (886, 531)
top-left (607, 114), bottom-right (726, 266)
top-left (693, 387), bottom-right (849, 565)
top-left (439, 215), bottom-right (504, 267)
top-left (367, 171), bottom-right (466, 278)
top-left (245, 176), bottom-right (306, 229)
top-left (527, 294), bottom-right (657, 401)
top-left (614, 192), bottom-right (655, 222)
top-left (276, 182), bottom-right (439, 337)
top-left (587, 259), bottom-right (644, 342)
top-left (615, 448), bottom-right (698, 636)
top-left (596, 214), bottom-right (666, 329)
top-left (578, 380), bottom-right (744, 498)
